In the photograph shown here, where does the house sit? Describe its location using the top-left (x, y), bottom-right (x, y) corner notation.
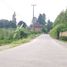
top-left (32, 22), bottom-right (42, 32)
top-left (30, 17), bottom-right (42, 32)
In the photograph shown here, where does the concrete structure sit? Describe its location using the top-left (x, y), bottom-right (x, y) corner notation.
top-left (60, 31), bottom-right (67, 37)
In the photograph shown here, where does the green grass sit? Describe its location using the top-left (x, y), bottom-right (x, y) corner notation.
top-left (0, 40), bottom-right (13, 46)
top-left (9, 34), bottom-right (40, 47)
top-left (0, 28), bottom-right (15, 45)
top-left (0, 28), bottom-right (40, 47)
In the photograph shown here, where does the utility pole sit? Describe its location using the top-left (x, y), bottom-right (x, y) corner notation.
top-left (32, 4), bottom-right (36, 19)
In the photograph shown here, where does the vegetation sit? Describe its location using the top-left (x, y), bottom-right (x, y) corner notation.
top-left (37, 13), bottom-right (53, 33)
top-left (47, 20), bottom-right (53, 32)
top-left (0, 12), bottom-right (53, 47)
top-left (0, 27), bottom-right (40, 46)
top-left (50, 9), bottom-right (67, 40)
top-left (37, 13), bottom-right (46, 25)
top-left (0, 28), bottom-right (15, 45)
top-left (10, 32), bottom-right (40, 47)
top-left (0, 11), bottom-right (40, 46)
top-left (0, 19), bottom-right (16, 28)
top-left (18, 21), bottom-right (27, 28)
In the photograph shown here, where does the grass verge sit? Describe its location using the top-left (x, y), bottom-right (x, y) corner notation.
top-left (9, 34), bottom-right (40, 47)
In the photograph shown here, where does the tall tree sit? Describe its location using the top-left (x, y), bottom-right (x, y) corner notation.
top-left (53, 11), bottom-right (65, 27)
top-left (50, 9), bottom-right (67, 39)
top-left (47, 20), bottom-right (53, 32)
top-left (32, 17), bottom-right (37, 24)
top-left (18, 21), bottom-right (27, 28)
top-left (37, 13), bottom-right (46, 25)
top-left (0, 19), bottom-right (16, 28)
top-left (12, 12), bottom-right (16, 24)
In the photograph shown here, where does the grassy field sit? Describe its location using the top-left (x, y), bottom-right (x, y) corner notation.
top-left (0, 28), bottom-right (40, 47)
top-left (0, 28), bottom-right (15, 45)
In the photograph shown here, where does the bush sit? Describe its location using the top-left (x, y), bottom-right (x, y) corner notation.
top-left (60, 36), bottom-right (67, 41)
top-left (50, 25), bottom-right (60, 39)
top-left (42, 28), bottom-right (48, 33)
top-left (50, 24), bottom-right (67, 39)
top-left (13, 27), bottom-right (29, 39)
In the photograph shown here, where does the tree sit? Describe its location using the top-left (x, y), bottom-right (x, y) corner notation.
top-left (37, 13), bottom-right (47, 33)
top-left (9, 21), bottom-right (16, 28)
top-left (50, 9), bottom-right (67, 39)
top-left (37, 13), bottom-right (46, 25)
top-left (47, 20), bottom-right (53, 32)
top-left (12, 12), bottom-right (16, 23)
top-left (53, 10), bottom-right (67, 27)
top-left (32, 17), bottom-right (37, 24)
top-left (18, 21), bottom-right (27, 28)
top-left (0, 19), bottom-right (16, 28)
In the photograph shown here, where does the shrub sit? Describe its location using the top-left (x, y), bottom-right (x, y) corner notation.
top-left (50, 24), bottom-right (67, 39)
top-left (13, 27), bottom-right (29, 39)
top-left (50, 25), bottom-right (60, 39)
top-left (60, 36), bottom-right (67, 41)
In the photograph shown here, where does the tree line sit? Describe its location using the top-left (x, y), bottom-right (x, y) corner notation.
top-left (50, 9), bottom-right (67, 40)
top-left (31, 13), bottom-right (53, 33)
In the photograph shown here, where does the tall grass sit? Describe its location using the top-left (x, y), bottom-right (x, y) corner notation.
top-left (0, 28), bottom-right (40, 46)
top-left (0, 28), bottom-right (15, 45)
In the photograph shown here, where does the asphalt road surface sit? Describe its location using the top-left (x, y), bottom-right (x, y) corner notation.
top-left (0, 34), bottom-right (67, 67)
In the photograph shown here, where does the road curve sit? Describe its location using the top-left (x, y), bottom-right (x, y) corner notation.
top-left (0, 34), bottom-right (67, 67)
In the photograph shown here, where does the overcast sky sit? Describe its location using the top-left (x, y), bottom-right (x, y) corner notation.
top-left (0, 0), bottom-right (67, 25)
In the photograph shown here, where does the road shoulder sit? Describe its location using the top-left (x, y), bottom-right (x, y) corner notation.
top-left (54, 39), bottom-right (67, 48)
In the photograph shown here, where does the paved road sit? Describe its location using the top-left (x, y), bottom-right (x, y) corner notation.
top-left (0, 34), bottom-right (67, 67)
